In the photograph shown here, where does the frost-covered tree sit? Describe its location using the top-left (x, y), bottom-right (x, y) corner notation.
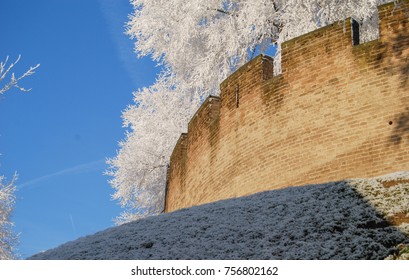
top-left (108, 0), bottom-right (395, 224)
top-left (106, 74), bottom-right (198, 223)
top-left (0, 55), bottom-right (39, 258)
top-left (0, 175), bottom-right (17, 260)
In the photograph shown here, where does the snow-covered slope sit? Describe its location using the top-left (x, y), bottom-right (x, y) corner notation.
top-left (29, 171), bottom-right (409, 260)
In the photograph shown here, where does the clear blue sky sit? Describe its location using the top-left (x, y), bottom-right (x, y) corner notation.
top-left (0, 0), bottom-right (158, 258)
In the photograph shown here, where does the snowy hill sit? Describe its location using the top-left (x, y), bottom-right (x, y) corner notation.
top-left (29, 171), bottom-right (409, 260)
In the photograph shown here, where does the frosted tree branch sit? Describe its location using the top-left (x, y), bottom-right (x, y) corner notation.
top-left (0, 55), bottom-right (40, 95)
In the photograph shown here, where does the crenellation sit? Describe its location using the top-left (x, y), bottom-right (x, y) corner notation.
top-left (164, 0), bottom-right (409, 213)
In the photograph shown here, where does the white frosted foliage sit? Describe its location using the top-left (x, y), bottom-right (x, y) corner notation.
top-left (0, 175), bottom-right (17, 260)
top-left (106, 74), bottom-right (200, 224)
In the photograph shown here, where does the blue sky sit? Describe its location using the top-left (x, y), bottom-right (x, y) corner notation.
top-left (0, 0), bottom-right (158, 258)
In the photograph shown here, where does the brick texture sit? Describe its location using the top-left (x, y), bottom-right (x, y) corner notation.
top-left (165, 1), bottom-right (409, 212)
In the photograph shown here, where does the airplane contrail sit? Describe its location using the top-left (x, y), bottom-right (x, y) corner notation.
top-left (69, 214), bottom-right (77, 236)
top-left (98, 0), bottom-right (148, 86)
top-left (18, 159), bottom-right (106, 188)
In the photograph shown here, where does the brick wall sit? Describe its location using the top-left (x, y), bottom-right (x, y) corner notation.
top-left (165, 0), bottom-right (409, 212)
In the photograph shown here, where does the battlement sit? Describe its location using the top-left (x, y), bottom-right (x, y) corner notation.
top-left (165, 0), bottom-right (409, 212)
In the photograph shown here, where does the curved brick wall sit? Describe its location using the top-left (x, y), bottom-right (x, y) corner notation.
top-left (165, 1), bottom-right (409, 212)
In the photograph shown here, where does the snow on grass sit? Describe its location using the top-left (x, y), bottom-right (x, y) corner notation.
top-left (386, 243), bottom-right (409, 260)
top-left (29, 171), bottom-right (409, 260)
top-left (351, 171), bottom-right (409, 221)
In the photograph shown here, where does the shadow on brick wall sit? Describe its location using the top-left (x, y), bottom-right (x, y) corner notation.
top-left (380, 9), bottom-right (409, 145)
top-left (391, 107), bottom-right (409, 144)
top-left (381, 12), bottom-right (409, 88)
top-left (395, 33), bottom-right (409, 88)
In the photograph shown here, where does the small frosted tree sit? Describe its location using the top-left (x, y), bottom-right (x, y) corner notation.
top-left (0, 175), bottom-right (17, 260)
top-left (108, 0), bottom-right (395, 224)
top-left (0, 55), bottom-right (39, 258)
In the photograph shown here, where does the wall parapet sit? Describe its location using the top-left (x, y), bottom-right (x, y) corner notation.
top-left (165, 0), bottom-right (409, 212)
